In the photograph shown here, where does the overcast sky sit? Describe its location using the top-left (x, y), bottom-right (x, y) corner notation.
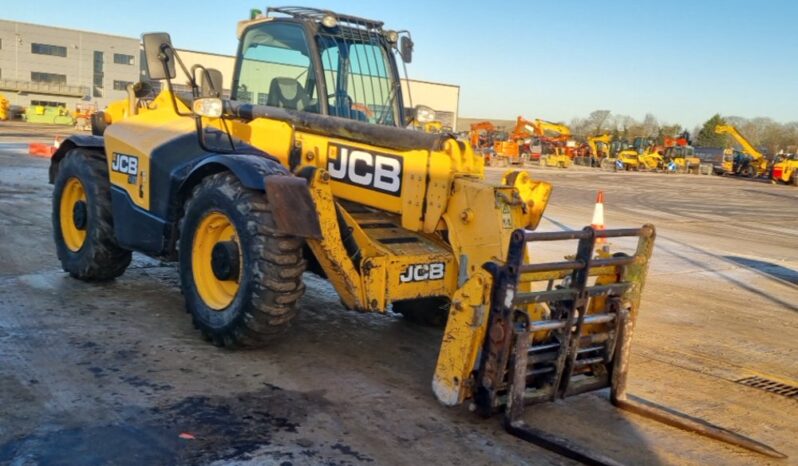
top-left (3, 0), bottom-right (796, 128)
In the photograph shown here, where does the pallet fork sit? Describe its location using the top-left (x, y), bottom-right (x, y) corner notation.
top-left (474, 225), bottom-right (786, 464)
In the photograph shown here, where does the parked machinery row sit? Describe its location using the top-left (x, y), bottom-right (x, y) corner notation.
top-left (464, 122), bottom-right (796, 185)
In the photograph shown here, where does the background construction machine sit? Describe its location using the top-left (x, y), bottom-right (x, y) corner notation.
top-left (577, 133), bottom-right (611, 167)
top-left (45, 6), bottom-right (784, 463)
top-left (662, 135), bottom-right (700, 174)
top-left (24, 103), bottom-right (75, 125)
top-left (468, 120), bottom-right (507, 165)
top-left (492, 116), bottom-right (535, 165)
top-left (771, 153), bottom-right (798, 185)
top-left (600, 138), bottom-right (641, 171)
top-left (0, 93), bottom-right (9, 121)
top-left (531, 119), bottom-right (573, 168)
top-left (714, 124), bottom-right (769, 177)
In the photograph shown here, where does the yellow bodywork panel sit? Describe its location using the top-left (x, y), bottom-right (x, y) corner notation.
top-left (103, 92), bottom-right (193, 210)
top-left (541, 153), bottom-right (572, 168)
top-left (772, 159), bottom-right (798, 183)
top-left (304, 170), bottom-right (366, 310)
top-left (443, 173), bottom-right (551, 278)
top-left (639, 153), bottom-right (663, 170)
top-left (432, 269), bottom-right (493, 405)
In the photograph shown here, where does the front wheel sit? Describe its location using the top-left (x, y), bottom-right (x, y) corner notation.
top-left (52, 148), bottom-right (131, 280)
top-left (179, 172), bottom-right (306, 347)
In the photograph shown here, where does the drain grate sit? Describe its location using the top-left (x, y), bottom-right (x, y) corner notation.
top-left (736, 376), bottom-right (798, 399)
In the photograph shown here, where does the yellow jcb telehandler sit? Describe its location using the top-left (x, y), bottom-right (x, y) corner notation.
top-left (47, 7), bottom-right (784, 463)
top-left (714, 124), bottom-right (769, 178)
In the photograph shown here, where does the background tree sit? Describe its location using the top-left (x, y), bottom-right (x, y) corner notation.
top-left (695, 114), bottom-right (727, 147)
top-left (586, 110), bottom-right (611, 134)
top-left (564, 110), bottom-right (796, 154)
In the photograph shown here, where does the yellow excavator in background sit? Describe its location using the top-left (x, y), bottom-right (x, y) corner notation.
top-left (45, 7), bottom-right (784, 463)
top-left (578, 134), bottom-right (611, 167)
top-left (714, 124), bottom-right (769, 177)
top-left (532, 119), bottom-right (573, 168)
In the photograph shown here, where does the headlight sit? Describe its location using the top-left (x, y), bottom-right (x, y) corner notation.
top-left (321, 14), bottom-right (338, 28)
top-left (192, 98), bottom-right (223, 118)
top-left (385, 30), bottom-right (399, 43)
top-left (414, 105), bottom-right (435, 124)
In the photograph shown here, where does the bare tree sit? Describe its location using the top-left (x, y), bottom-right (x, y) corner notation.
top-left (586, 110), bottom-right (611, 134)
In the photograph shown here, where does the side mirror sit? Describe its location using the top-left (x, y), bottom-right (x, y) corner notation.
top-left (400, 36), bottom-right (413, 64)
top-left (200, 68), bottom-right (224, 98)
top-left (142, 32), bottom-right (176, 80)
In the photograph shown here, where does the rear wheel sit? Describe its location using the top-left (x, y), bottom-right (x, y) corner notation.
top-left (179, 172), bottom-right (305, 347)
top-left (393, 297), bottom-right (450, 328)
top-left (52, 148), bottom-right (131, 280)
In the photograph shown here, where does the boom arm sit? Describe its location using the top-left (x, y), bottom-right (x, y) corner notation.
top-left (587, 134), bottom-right (611, 157)
top-left (714, 124), bottom-right (763, 160)
top-left (510, 116), bottom-right (537, 140)
top-left (533, 119), bottom-right (571, 141)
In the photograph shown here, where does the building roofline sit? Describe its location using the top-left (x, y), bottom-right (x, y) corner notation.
top-left (0, 18), bottom-right (459, 90)
top-left (0, 18), bottom-right (139, 42)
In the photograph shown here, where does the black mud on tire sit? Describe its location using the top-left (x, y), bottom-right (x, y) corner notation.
top-left (52, 148), bottom-right (131, 281)
top-left (179, 172), bottom-right (305, 348)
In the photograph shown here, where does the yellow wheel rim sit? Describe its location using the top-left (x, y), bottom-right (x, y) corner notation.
top-left (192, 211), bottom-right (241, 310)
top-left (60, 177), bottom-right (87, 252)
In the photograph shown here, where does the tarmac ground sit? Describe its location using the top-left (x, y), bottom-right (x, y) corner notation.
top-left (0, 121), bottom-right (796, 465)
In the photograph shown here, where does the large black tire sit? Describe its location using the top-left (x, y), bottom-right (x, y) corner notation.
top-left (52, 148), bottom-right (131, 280)
top-left (179, 172), bottom-right (305, 347)
top-left (393, 297), bottom-right (450, 328)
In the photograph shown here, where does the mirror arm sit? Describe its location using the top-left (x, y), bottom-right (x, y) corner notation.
top-left (157, 44), bottom-right (193, 118)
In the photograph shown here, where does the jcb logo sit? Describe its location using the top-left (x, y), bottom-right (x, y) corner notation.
top-left (327, 144), bottom-right (402, 196)
top-left (400, 262), bottom-right (445, 283)
top-left (111, 153), bottom-right (139, 176)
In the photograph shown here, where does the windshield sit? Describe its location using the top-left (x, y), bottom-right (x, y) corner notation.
top-left (233, 22), bottom-right (400, 126)
top-left (316, 32), bottom-right (399, 126)
top-left (235, 22), bottom-right (320, 112)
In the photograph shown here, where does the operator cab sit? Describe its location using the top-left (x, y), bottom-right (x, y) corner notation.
top-left (232, 7), bottom-right (416, 127)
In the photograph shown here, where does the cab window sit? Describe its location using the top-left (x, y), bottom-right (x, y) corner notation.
top-left (234, 23), bottom-right (319, 112)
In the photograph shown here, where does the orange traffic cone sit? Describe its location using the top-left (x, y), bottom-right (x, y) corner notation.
top-left (591, 191), bottom-right (605, 243)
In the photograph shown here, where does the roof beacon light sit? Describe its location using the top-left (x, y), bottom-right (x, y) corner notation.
top-left (321, 14), bottom-right (338, 28)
